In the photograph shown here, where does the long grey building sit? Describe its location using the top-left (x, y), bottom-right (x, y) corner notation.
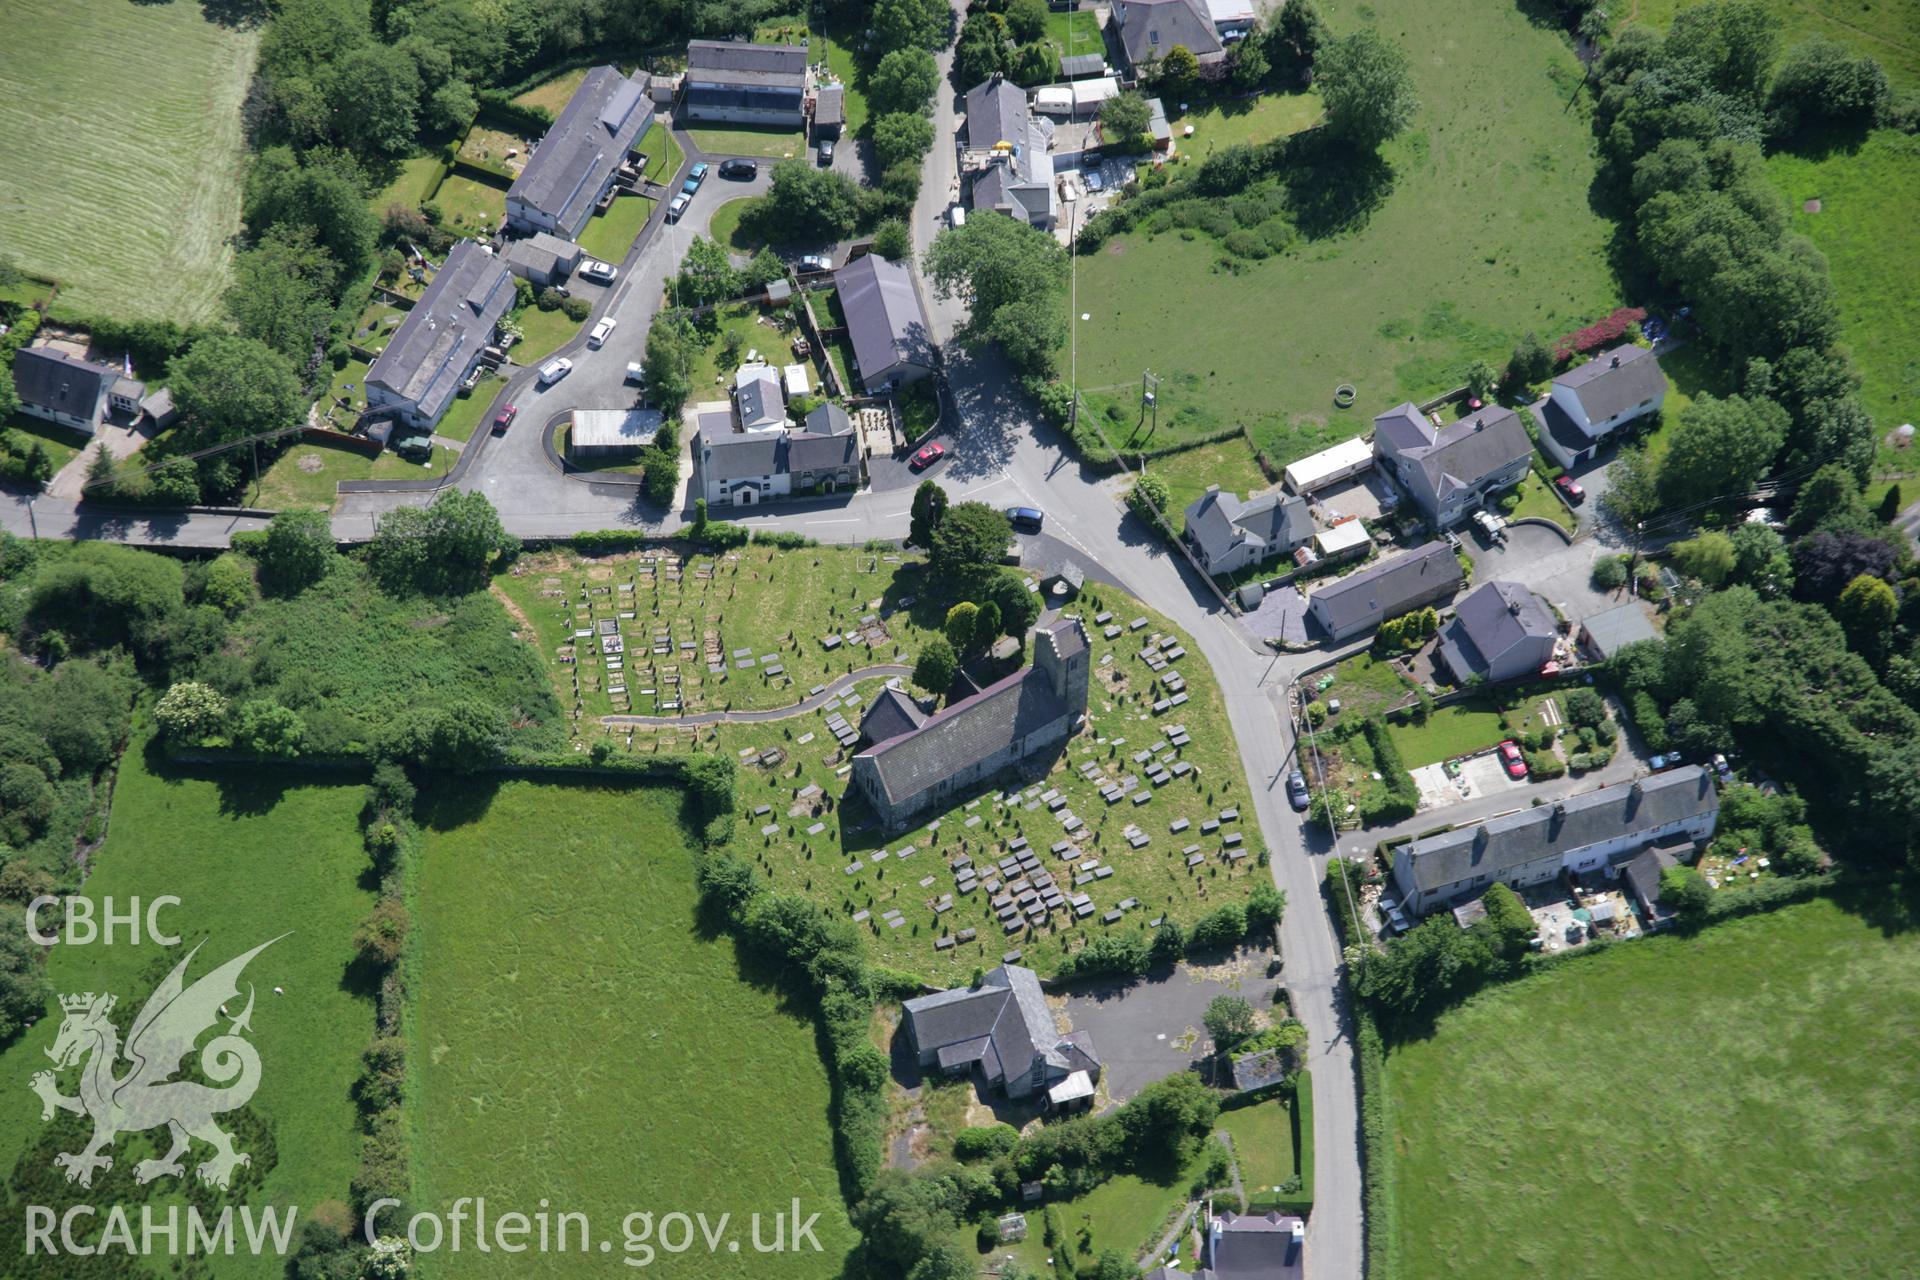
top-left (851, 618), bottom-right (1089, 830)
top-left (836, 252), bottom-right (936, 390)
top-left (506, 67), bottom-right (651, 241)
top-left (1307, 541), bottom-right (1464, 641)
top-left (365, 241), bottom-right (514, 431)
top-left (1391, 766), bottom-right (1720, 916)
top-left (683, 40), bottom-right (809, 126)
top-left (902, 963), bottom-right (1099, 1102)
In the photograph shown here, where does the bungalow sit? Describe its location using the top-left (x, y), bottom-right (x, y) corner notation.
top-left (836, 253), bottom-right (936, 390)
top-left (683, 40), bottom-right (809, 127)
top-left (365, 241), bottom-right (515, 431)
top-left (901, 963), bottom-right (1100, 1103)
top-left (1531, 344), bottom-right (1666, 470)
top-left (1108, 0), bottom-right (1225, 78)
top-left (505, 67), bottom-right (652, 241)
top-left (11, 346), bottom-right (131, 434)
top-left (1307, 540), bottom-right (1463, 642)
top-left (1391, 766), bottom-right (1720, 916)
top-left (1373, 402), bottom-right (1533, 529)
top-left (1435, 580), bottom-right (1558, 685)
top-left (1182, 484), bottom-right (1314, 577)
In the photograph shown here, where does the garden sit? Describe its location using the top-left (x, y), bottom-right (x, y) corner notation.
top-left (575, 192), bottom-right (655, 265)
top-left (411, 781), bottom-right (857, 1278)
top-left (254, 435), bottom-right (458, 510)
top-left (1383, 897), bottom-right (1920, 1279)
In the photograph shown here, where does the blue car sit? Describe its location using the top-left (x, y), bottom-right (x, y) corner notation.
top-left (682, 162), bottom-right (709, 195)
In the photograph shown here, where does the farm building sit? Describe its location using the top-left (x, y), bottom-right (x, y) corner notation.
top-left (567, 409), bottom-right (663, 460)
top-left (683, 40), bottom-right (809, 127)
top-left (1283, 435), bottom-right (1374, 494)
top-left (506, 67), bottom-right (652, 241)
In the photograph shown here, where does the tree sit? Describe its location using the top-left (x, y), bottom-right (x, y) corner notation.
top-left (908, 480), bottom-right (949, 548)
top-left (1788, 461), bottom-right (1868, 535)
top-left (200, 553), bottom-right (257, 615)
top-left (1509, 331), bottom-right (1555, 384)
top-left (1203, 995), bottom-right (1257, 1050)
top-left (1156, 44), bottom-right (1201, 98)
top-left (644, 311), bottom-right (700, 414)
top-left (1669, 531), bottom-right (1737, 585)
top-left (929, 502), bottom-right (1012, 581)
top-left (169, 334), bottom-right (305, 451)
top-left (1666, 0), bottom-right (1780, 100)
top-left (1769, 35), bottom-right (1889, 134)
top-left (1150, 918), bottom-right (1187, 965)
top-left (973, 600), bottom-right (1002, 647)
top-left (235, 699), bottom-right (305, 757)
top-left (1790, 530), bottom-right (1896, 603)
top-left (1190, 902), bottom-right (1248, 950)
top-left (1728, 522), bottom-right (1793, 596)
top-left (1564, 687), bottom-right (1609, 728)
top-left (870, 47), bottom-right (940, 116)
top-left (1316, 29), bottom-right (1417, 150)
top-left (226, 225), bottom-right (338, 363)
top-left (0, 366), bottom-right (17, 424)
top-left (758, 160), bottom-right (861, 242)
top-left (913, 636), bottom-right (959, 696)
top-left (874, 0), bottom-right (949, 52)
top-left (944, 601), bottom-right (980, 652)
top-left (1228, 31), bottom-right (1270, 92)
top-left (907, 1245), bottom-right (975, 1280)
top-left (925, 214), bottom-right (1070, 374)
top-left (155, 681), bottom-right (230, 742)
top-left (1127, 472), bottom-right (1173, 536)
top-left (1599, 445), bottom-right (1661, 528)
top-left (327, 45), bottom-right (422, 156)
top-left (244, 147), bottom-right (381, 280)
top-left (1835, 573), bottom-right (1897, 663)
top-left (260, 508), bottom-right (336, 595)
top-left (872, 112), bottom-right (935, 170)
top-left (872, 219), bottom-right (913, 263)
top-left (984, 571), bottom-right (1039, 638)
top-left (352, 899), bottom-right (410, 967)
top-left (1004, 0), bottom-right (1048, 42)
top-left (672, 236), bottom-right (742, 307)
top-left (1268, 0), bottom-right (1328, 71)
top-left (1099, 92), bottom-right (1152, 149)
top-left (1659, 864), bottom-right (1712, 917)
top-left (427, 77), bottom-right (479, 132)
top-left (1476, 883), bottom-right (1536, 956)
top-left (1464, 359), bottom-right (1499, 403)
top-left (1659, 393), bottom-right (1789, 507)
top-left (367, 489), bottom-right (513, 596)
top-left (955, 14), bottom-right (1012, 86)
top-left (1592, 555), bottom-right (1628, 592)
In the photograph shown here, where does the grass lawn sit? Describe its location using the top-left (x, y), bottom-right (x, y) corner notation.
top-left (0, 0), bottom-right (256, 322)
top-left (1043, 6), bottom-right (1101, 63)
top-left (1220, 1088), bottom-right (1310, 1208)
top-left (412, 781), bottom-right (856, 1279)
top-left (1147, 437), bottom-right (1274, 520)
top-left (1384, 697), bottom-right (1507, 769)
top-left (371, 152), bottom-right (449, 212)
top-left (350, 299), bottom-right (412, 354)
top-left (457, 122), bottom-right (539, 180)
top-left (575, 192), bottom-right (655, 265)
top-left (0, 727), bottom-right (373, 1277)
top-left (812, 24), bottom-right (870, 137)
top-left (1623, 0), bottom-right (1920, 89)
top-left (686, 125), bottom-right (808, 159)
top-left (434, 374), bottom-right (504, 442)
top-left (3, 413), bottom-right (90, 475)
top-left (1174, 91), bottom-right (1324, 154)
top-left (429, 170), bottom-right (509, 234)
top-left (1508, 470), bottom-right (1575, 532)
top-left (509, 304), bottom-right (583, 363)
top-left (686, 303), bottom-right (800, 394)
top-left (960, 1167), bottom-right (1196, 1275)
top-left (1767, 129), bottom-right (1920, 473)
top-left (1385, 897), bottom-right (1920, 1279)
top-left (513, 67), bottom-right (591, 115)
top-left (709, 197), bottom-right (764, 252)
top-left (1316, 650), bottom-right (1414, 720)
top-left (316, 358), bottom-right (374, 424)
top-left (554, 422), bottom-right (646, 475)
top-left (254, 437), bottom-right (457, 509)
top-left (636, 121), bottom-right (684, 183)
top-left (1074, 0), bottom-right (1620, 460)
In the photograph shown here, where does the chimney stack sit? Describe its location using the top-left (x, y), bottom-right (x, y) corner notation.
top-left (1610, 354), bottom-right (1621, 368)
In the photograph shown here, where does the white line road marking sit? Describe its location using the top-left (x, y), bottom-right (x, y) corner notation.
top-left (806, 517), bottom-right (859, 525)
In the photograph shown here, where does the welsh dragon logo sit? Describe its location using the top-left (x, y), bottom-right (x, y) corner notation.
top-left (28, 937), bottom-right (282, 1190)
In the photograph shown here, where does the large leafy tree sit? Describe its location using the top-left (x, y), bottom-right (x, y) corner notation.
top-left (1316, 29), bottom-right (1417, 150)
top-left (327, 45), bottom-right (422, 156)
top-left (757, 160), bottom-right (860, 243)
top-left (226, 226), bottom-right (339, 363)
top-left (908, 479), bottom-right (948, 548)
top-left (924, 214), bottom-right (1068, 375)
top-left (367, 489), bottom-right (513, 596)
top-left (929, 502), bottom-right (1012, 581)
top-left (169, 335), bottom-right (305, 450)
top-left (1658, 393), bottom-right (1788, 507)
top-left (259, 508), bottom-right (337, 596)
top-left (868, 47), bottom-right (939, 116)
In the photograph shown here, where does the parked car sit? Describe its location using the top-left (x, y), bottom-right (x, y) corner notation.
top-left (587, 317), bottom-right (617, 348)
top-left (1379, 896), bottom-right (1411, 934)
top-left (947, 204), bottom-right (967, 229)
top-left (683, 162), bottom-right (709, 194)
top-left (625, 362), bottom-right (645, 385)
top-left (910, 442), bottom-right (947, 470)
top-left (538, 357), bottom-right (572, 386)
top-left (718, 158), bottom-right (757, 179)
top-left (1649, 752), bottom-right (1676, 771)
top-left (816, 138), bottom-right (834, 166)
top-left (491, 404), bottom-right (517, 435)
top-left (1286, 770), bottom-right (1311, 812)
top-left (1498, 739), bottom-right (1529, 780)
top-left (579, 259), bottom-right (617, 284)
top-left (1006, 506), bottom-right (1044, 531)
top-left (1554, 474), bottom-right (1586, 504)
top-left (1712, 752), bottom-right (1733, 782)
top-left (797, 253), bottom-right (833, 273)
top-left (667, 192), bottom-right (690, 222)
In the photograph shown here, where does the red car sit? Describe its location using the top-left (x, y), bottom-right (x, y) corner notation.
top-left (492, 404), bottom-right (518, 435)
top-left (911, 442), bottom-right (947, 470)
top-left (1498, 740), bottom-right (1529, 779)
top-left (1554, 474), bottom-right (1586, 504)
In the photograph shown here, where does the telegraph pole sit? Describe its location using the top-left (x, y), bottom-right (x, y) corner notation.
top-left (1140, 368), bottom-right (1159, 439)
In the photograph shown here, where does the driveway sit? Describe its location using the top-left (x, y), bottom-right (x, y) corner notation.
top-left (1061, 946), bottom-right (1283, 1103)
top-left (1410, 752), bottom-right (1528, 811)
top-left (1468, 523), bottom-right (1614, 624)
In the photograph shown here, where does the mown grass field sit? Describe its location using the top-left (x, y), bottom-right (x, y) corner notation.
top-left (1385, 897), bottom-right (1920, 1279)
top-left (0, 0), bottom-right (257, 322)
top-left (1767, 130), bottom-right (1920, 472)
top-left (411, 781), bottom-right (856, 1279)
top-left (686, 125), bottom-right (808, 159)
top-left (1625, 0), bottom-right (1920, 88)
top-left (513, 68), bottom-right (591, 116)
top-left (0, 727), bottom-right (373, 1278)
top-left (254, 437), bottom-right (458, 510)
top-left (1144, 437), bottom-right (1275, 520)
top-left (1074, 0), bottom-right (1620, 462)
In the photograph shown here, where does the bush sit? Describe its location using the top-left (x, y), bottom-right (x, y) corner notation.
top-left (1189, 903), bottom-right (1249, 951)
top-left (1591, 555), bottom-right (1628, 591)
top-left (1356, 718), bottom-right (1419, 823)
top-left (537, 287), bottom-right (564, 311)
top-left (953, 1124), bottom-right (1020, 1162)
top-left (561, 294), bottom-right (591, 322)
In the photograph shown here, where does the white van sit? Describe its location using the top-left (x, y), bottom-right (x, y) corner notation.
top-left (538, 357), bottom-right (573, 386)
top-left (947, 204), bottom-right (966, 229)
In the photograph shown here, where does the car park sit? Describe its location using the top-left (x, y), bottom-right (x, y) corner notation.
top-left (816, 138), bottom-right (834, 166)
top-left (718, 158), bottom-right (757, 179)
top-left (579, 259), bottom-right (616, 284)
top-left (1286, 770), bottom-right (1311, 811)
top-left (1005, 506), bottom-right (1043, 531)
top-left (682, 162), bottom-right (708, 194)
top-left (1498, 740), bottom-right (1529, 780)
top-left (911, 442), bottom-right (947, 470)
top-left (538, 357), bottom-right (572, 386)
top-left (1554, 474), bottom-right (1586, 504)
top-left (588, 317), bottom-right (617, 348)
top-left (667, 192), bottom-right (690, 222)
top-left (491, 404), bottom-right (517, 435)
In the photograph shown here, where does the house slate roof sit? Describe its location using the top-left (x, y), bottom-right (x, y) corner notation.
top-left (786, 427), bottom-right (858, 473)
top-left (1185, 488), bottom-right (1312, 562)
top-left (857, 618), bottom-right (1087, 808)
top-left (366, 241), bottom-right (513, 422)
top-left (1206, 1211), bottom-right (1305, 1280)
top-left (836, 253), bottom-right (933, 385)
top-left (1060, 52), bottom-right (1107, 78)
top-left (508, 67), bottom-right (650, 231)
top-left (1580, 601), bottom-right (1658, 658)
top-left (502, 231), bottom-right (578, 277)
top-left (814, 84), bottom-right (844, 126)
top-left (965, 76), bottom-right (1030, 150)
top-left (859, 687), bottom-right (928, 746)
top-left (700, 429), bottom-right (784, 483)
top-left (1236, 492), bottom-right (1313, 546)
top-left (1555, 344), bottom-right (1665, 424)
top-left (1527, 394), bottom-right (1598, 458)
top-left (1401, 766), bottom-right (1718, 895)
top-left (1437, 580), bottom-right (1556, 679)
top-left (904, 964), bottom-right (1098, 1084)
top-left (972, 125), bottom-right (1057, 224)
top-left (1621, 843), bottom-right (1684, 924)
top-left (734, 365), bottom-right (786, 430)
top-left (1114, 0), bottom-right (1223, 66)
top-left (1310, 541), bottom-right (1462, 634)
top-left (805, 401), bottom-right (854, 436)
top-left (1377, 402), bottom-right (1533, 501)
top-left (686, 39), bottom-right (809, 87)
top-left (12, 346), bottom-right (111, 419)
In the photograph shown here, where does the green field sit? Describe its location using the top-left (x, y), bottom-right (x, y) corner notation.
top-left (509, 304), bottom-right (583, 363)
top-left (0, 0), bottom-right (257, 322)
top-left (637, 121), bottom-right (685, 184)
top-left (1144, 438), bottom-right (1275, 523)
top-left (1767, 130), bottom-right (1920, 472)
top-left (709, 197), bottom-right (764, 252)
top-left (1074, 0), bottom-right (1620, 461)
top-left (577, 192), bottom-right (655, 264)
top-left (429, 171), bottom-right (509, 233)
top-left (960, 1166), bottom-right (1196, 1275)
top-left (411, 781), bottom-right (856, 1278)
top-left (1174, 92), bottom-right (1325, 154)
top-left (0, 728), bottom-right (373, 1278)
top-left (686, 125), bottom-right (808, 159)
top-left (513, 68), bottom-right (592, 116)
top-left (1624, 0), bottom-right (1920, 88)
top-left (1384, 897), bottom-right (1920, 1279)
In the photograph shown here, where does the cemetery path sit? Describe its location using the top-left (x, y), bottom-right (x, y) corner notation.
top-left (598, 664), bottom-right (911, 728)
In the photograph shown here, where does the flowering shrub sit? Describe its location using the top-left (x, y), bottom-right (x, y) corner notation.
top-left (1553, 306), bottom-right (1647, 362)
